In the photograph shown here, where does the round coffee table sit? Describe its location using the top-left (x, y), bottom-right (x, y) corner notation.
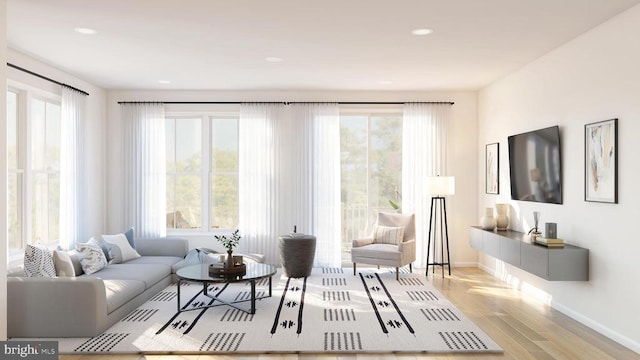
top-left (176, 262), bottom-right (276, 314)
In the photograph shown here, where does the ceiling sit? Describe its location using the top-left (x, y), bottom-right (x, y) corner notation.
top-left (7, 0), bottom-right (640, 91)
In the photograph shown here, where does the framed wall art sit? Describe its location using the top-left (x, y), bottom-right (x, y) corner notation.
top-left (585, 118), bottom-right (618, 203)
top-left (485, 142), bottom-right (499, 194)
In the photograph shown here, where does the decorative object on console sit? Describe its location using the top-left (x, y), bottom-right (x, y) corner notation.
top-left (495, 203), bottom-right (509, 230)
top-left (527, 211), bottom-right (542, 241)
top-left (480, 207), bottom-right (497, 231)
top-left (485, 142), bottom-right (499, 194)
top-left (534, 236), bottom-right (564, 248)
top-left (426, 175), bottom-right (455, 277)
top-left (585, 118), bottom-right (618, 203)
top-left (545, 222), bottom-right (557, 239)
top-left (215, 229), bottom-right (242, 269)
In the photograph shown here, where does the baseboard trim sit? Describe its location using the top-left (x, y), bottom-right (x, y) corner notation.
top-left (551, 300), bottom-right (640, 354)
top-left (452, 261), bottom-right (478, 268)
top-left (476, 263), bottom-right (640, 354)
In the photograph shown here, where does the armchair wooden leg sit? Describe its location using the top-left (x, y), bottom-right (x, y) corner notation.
top-left (409, 263), bottom-right (413, 273)
top-left (396, 267), bottom-right (399, 281)
top-left (353, 263), bottom-right (356, 276)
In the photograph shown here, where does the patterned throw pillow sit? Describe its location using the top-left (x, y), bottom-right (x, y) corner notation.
top-left (24, 244), bottom-right (56, 277)
top-left (76, 237), bottom-right (108, 274)
top-left (373, 225), bottom-right (405, 245)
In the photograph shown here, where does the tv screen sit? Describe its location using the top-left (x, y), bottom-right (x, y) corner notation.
top-left (508, 126), bottom-right (562, 204)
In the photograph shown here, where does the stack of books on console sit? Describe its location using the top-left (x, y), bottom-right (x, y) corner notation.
top-left (534, 237), bottom-right (564, 248)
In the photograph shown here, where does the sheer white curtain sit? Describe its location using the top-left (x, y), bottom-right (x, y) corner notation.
top-left (310, 104), bottom-right (341, 267)
top-left (59, 87), bottom-right (86, 249)
top-left (238, 103), bottom-right (341, 266)
top-left (122, 103), bottom-right (166, 238)
top-left (402, 103), bottom-right (451, 268)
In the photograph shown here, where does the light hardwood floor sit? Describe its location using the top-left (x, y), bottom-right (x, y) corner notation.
top-left (60, 267), bottom-right (638, 360)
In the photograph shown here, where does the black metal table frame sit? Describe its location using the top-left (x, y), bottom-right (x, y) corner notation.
top-left (177, 271), bottom-right (273, 315)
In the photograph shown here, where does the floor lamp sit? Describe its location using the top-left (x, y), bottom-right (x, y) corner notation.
top-left (425, 176), bottom-right (455, 277)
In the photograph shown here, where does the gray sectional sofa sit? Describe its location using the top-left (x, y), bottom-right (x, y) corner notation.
top-left (7, 237), bottom-right (189, 338)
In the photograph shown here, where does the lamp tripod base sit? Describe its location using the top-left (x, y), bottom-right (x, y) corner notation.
top-left (426, 196), bottom-right (452, 278)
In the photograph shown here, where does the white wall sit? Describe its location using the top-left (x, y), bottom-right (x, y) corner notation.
top-left (478, 4), bottom-right (640, 352)
top-left (106, 90), bottom-right (478, 265)
top-left (6, 49), bottom-right (108, 243)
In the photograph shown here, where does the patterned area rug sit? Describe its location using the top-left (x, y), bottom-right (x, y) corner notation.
top-left (55, 268), bottom-right (502, 354)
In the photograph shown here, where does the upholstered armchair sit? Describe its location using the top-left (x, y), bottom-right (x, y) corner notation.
top-left (351, 212), bottom-right (416, 280)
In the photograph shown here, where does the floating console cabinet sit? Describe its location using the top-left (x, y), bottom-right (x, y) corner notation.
top-left (469, 226), bottom-right (589, 281)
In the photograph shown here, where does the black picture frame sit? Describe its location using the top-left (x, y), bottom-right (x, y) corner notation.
top-left (485, 142), bottom-right (499, 194)
top-left (585, 118), bottom-right (618, 203)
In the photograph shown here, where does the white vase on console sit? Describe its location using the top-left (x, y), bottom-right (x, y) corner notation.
top-left (495, 204), bottom-right (509, 230)
top-left (480, 207), bottom-right (496, 231)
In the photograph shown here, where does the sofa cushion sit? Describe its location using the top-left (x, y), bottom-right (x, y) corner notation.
top-left (125, 255), bottom-right (184, 270)
top-left (24, 244), bottom-right (56, 277)
top-left (102, 233), bottom-right (140, 262)
top-left (82, 263), bottom-right (170, 289)
top-left (124, 227), bottom-right (135, 248)
top-left (103, 279), bottom-right (146, 314)
top-left (106, 243), bottom-right (123, 264)
top-left (53, 249), bottom-right (76, 277)
top-left (68, 250), bottom-right (84, 276)
top-left (351, 243), bottom-right (401, 261)
top-left (76, 238), bottom-right (108, 274)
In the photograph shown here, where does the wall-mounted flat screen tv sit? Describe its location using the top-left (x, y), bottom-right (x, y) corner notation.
top-left (508, 126), bottom-right (562, 204)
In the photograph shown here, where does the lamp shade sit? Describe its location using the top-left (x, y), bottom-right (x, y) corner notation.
top-left (426, 176), bottom-right (455, 196)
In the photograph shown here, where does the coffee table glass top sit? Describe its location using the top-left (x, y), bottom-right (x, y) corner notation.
top-left (177, 262), bottom-right (276, 283)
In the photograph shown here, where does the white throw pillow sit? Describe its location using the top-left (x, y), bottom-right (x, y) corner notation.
top-left (373, 225), bottom-right (405, 245)
top-left (76, 238), bottom-right (108, 274)
top-left (53, 249), bottom-right (76, 277)
top-left (102, 233), bottom-right (141, 262)
top-left (24, 244), bottom-right (56, 277)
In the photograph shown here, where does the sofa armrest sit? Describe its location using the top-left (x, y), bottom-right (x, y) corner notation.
top-left (8, 276), bottom-right (108, 338)
top-left (399, 239), bottom-right (416, 263)
top-left (352, 238), bottom-right (374, 248)
top-left (135, 237), bottom-right (189, 257)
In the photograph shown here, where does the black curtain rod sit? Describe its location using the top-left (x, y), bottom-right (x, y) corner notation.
top-left (7, 63), bottom-right (90, 96)
top-left (118, 101), bottom-right (454, 105)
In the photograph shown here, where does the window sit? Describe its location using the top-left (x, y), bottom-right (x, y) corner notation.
top-left (210, 117), bottom-right (238, 229)
top-left (7, 90), bottom-right (22, 251)
top-left (166, 117), bottom-right (202, 229)
top-left (166, 114), bottom-right (239, 231)
top-left (31, 97), bottom-right (61, 246)
top-left (340, 111), bottom-right (402, 255)
top-left (7, 89), bottom-right (61, 252)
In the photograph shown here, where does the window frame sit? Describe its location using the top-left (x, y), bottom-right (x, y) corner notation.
top-left (165, 110), bottom-right (239, 235)
top-left (7, 84), bottom-right (62, 257)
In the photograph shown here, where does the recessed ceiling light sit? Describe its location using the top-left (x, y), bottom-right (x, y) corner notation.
top-left (265, 57), bottom-right (284, 63)
top-left (412, 28), bottom-right (433, 36)
top-left (74, 27), bottom-right (97, 35)
top-left (158, 80), bottom-right (171, 84)
top-left (378, 80), bottom-right (393, 85)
